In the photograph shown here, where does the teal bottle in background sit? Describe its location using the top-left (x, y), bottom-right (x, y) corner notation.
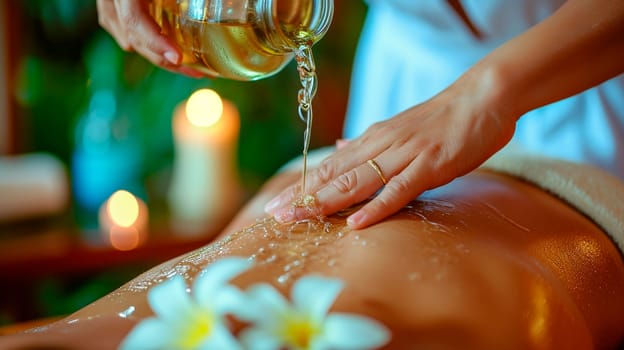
top-left (71, 34), bottom-right (145, 240)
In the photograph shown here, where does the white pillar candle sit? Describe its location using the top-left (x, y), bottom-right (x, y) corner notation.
top-left (168, 88), bottom-right (242, 236)
top-left (98, 190), bottom-right (149, 251)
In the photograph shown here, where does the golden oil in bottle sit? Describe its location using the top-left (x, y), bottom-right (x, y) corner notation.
top-left (149, 0), bottom-right (332, 81)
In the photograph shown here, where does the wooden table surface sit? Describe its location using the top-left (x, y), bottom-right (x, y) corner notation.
top-left (0, 213), bottom-right (229, 325)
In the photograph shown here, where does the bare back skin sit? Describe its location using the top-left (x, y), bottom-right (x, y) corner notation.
top-left (1, 169), bottom-right (623, 349)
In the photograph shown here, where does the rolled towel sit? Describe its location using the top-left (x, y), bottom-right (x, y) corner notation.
top-left (482, 148), bottom-right (624, 255)
top-left (0, 153), bottom-right (70, 223)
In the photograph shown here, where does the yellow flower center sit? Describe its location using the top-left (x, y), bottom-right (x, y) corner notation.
top-left (176, 312), bottom-right (215, 349)
top-left (283, 315), bottom-right (321, 349)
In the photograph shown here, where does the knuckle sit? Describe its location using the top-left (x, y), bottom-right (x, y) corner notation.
top-left (126, 30), bottom-right (143, 49)
top-left (420, 142), bottom-right (447, 170)
top-left (427, 142), bottom-right (444, 160)
top-left (368, 195), bottom-right (393, 214)
top-left (121, 17), bottom-right (144, 45)
top-left (97, 12), bottom-right (108, 28)
top-left (114, 36), bottom-right (133, 52)
top-left (330, 170), bottom-right (359, 194)
top-left (316, 159), bottom-right (337, 183)
top-left (118, 10), bottom-right (138, 27)
top-left (120, 42), bottom-right (134, 52)
top-left (368, 121), bottom-right (383, 133)
top-left (385, 174), bottom-right (412, 197)
top-left (424, 143), bottom-right (459, 172)
top-left (366, 120), bottom-right (390, 137)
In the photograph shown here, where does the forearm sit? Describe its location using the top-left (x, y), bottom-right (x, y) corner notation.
top-left (472, 0), bottom-right (624, 120)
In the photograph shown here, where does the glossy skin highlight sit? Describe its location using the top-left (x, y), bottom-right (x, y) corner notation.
top-left (1, 169), bottom-right (623, 349)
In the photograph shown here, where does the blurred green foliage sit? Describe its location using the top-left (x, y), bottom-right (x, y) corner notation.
top-left (9, 0), bottom-right (366, 322)
top-left (14, 0), bottom-right (366, 197)
top-left (35, 264), bottom-right (148, 318)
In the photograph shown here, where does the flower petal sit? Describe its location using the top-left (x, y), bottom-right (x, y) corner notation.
top-left (292, 276), bottom-right (343, 322)
top-left (195, 257), bottom-right (253, 305)
top-left (148, 275), bottom-right (195, 324)
top-left (212, 284), bottom-right (251, 316)
top-left (240, 327), bottom-right (283, 350)
top-left (323, 313), bottom-right (391, 349)
top-left (309, 337), bottom-right (333, 350)
top-left (118, 318), bottom-right (176, 350)
top-left (243, 283), bottom-right (290, 325)
top-left (198, 322), bottom-right (242, 350)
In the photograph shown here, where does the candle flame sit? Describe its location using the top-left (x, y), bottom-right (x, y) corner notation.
top-left (186, 89), bottom-right (223, 127)
top-left (107, 190), bottom-right (140, 228)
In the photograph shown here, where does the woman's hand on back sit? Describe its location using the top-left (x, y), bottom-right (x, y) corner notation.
top-left (265, 71), bottom-right (517, 229)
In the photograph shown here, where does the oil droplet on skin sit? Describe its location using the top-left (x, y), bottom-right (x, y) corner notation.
top-left (93, 44), bottom-right (336, 298)
top-left (118, 306), bottom-right (136, 318)
top-left (398, 199), bottom-right (468, 283)
top-left (277, 274), bottom-right (290, 284)
top-left (244, 216), bottom-right (351, 285)
top-left (289, 194), bottom-right (321, 227)
top-left (408, 272), bottom-right (422, 281)
top-left (121, 213), bottom-right (354, 293)
top-left (302, 194), bottom-right (315, 206)
top-left (123, 198), bottom-right (464, 294)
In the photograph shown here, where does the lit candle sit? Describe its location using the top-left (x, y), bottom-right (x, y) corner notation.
top-left (168, 88), bottom-right (243, 236)
top-left (99, 190), bottom-right (149, 251)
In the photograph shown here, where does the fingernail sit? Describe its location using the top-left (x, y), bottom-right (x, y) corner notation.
top-left (264, 196), bottom-right (282, 214)
top-left (164, 51), bottom-right (179, 65)
top-left (274, 208), bottom-right (295, 223)
top-left (347, 211), bottom-right (366, 228)
top-left (314, 187), bottom-right (330, 205)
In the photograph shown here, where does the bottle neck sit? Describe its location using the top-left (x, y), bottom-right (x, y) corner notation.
top-left (256, 0), bottom-right (334, 53)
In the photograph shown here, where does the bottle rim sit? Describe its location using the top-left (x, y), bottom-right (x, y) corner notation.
top-left (259, 0), bottom-right (334, 52)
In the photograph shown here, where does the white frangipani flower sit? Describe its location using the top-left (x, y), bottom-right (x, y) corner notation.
top-left (238, 275), bottom-right (391, 350)
top-left (119, 257), bottom-right (252, 350)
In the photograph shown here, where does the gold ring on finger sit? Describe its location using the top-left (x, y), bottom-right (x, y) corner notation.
top-left (366, 159), bottom-right (388, 185)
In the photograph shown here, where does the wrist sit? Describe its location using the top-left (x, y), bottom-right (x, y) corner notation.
top-left (451, 61), bottom-right (521, 136)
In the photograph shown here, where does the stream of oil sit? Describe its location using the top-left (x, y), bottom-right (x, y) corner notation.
top-left (119, 38), bottom-right (340, 296)
top-left (294, 41), bottom-right (318, 207)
